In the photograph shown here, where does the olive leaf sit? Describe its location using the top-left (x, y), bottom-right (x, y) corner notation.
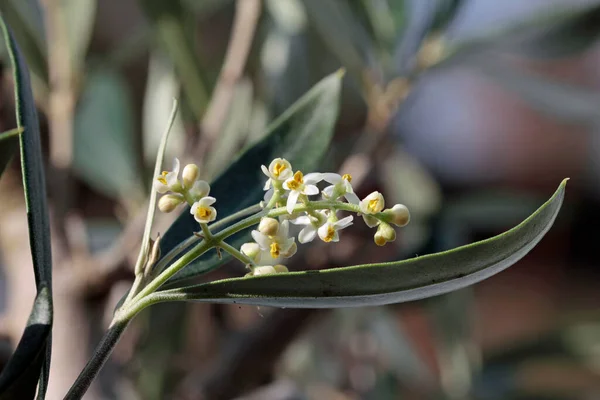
top-left (154, 179), bottom-right (567, 307)
top-left (0, 17), bottom-right (53, 400)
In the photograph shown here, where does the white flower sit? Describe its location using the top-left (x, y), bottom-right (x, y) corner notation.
top-left (251, 219), bottom-right (296, 260)
top-left (188, 180), bottom-right (210, 201)
top-left (290, 211), bottom-right (327, 243)
top-left (153, 158), bottom-right (181, 194)
top-left (359, 191), bottom-right (385, 214)
top-left (317, 216), bottom-right (353, 243)
top-left (283, 171), bottom-right (322, 213)
top-left (261, 158), bottom-right (293, 190)
top-left (321, 173), bottom-right (360, 204)
top-left (190, 196), bottom-right (217, 223)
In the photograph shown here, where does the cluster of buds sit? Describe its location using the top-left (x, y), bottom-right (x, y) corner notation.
top-left (153, 158), bottom-right (217, 224)
top-left (241, 158), bottom-right (410, 276)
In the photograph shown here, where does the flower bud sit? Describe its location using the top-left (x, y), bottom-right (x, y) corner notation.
top-left (258, 217), bottom-right (279, 236)
top-left (158, 194), bottom-right (184, 213)
top-left (182, 163), bottom-right (200, 188)
top-left (253, 265), bottom-right (277, 276)
top-left (240, 242), bottom-right (261, 263)
top-left (386, 204), bottom-right (410, 227)
top-left (280, 241), bottom-right (297, 258)
top-left (188, 180), bottom-right (210, 201)
top-left (273, 264), bottom-right (289, 273)
top-left (374, 223), bottom-right (396, 246)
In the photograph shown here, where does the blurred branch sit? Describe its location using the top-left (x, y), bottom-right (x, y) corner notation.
top-left (176, 308), bottom-right (323, 400)
top-left (195, 0), bottom-right (261, 164)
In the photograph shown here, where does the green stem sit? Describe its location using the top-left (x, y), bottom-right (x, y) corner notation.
top-left (219, 240), bottom-right (255, 267)
top-left (64, 319), bottom-right (130, 399)
top-left (200, 222), bottom-right (213, 239)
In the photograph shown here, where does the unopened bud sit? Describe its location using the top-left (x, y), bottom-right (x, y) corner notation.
top-left (258, 217), bottom-right (279, 236)
top-left (273, 264), bottom-right (289, 273)
top-left (158, 194), bottom-right (184, 213)
top-left (374, 223), bottom-right (396, 246)
top-left (253, 265), bottom-right (277, 276)
top-left (182, 164), bottom-right (200, 188)
top-left (385, 204), bottom-right (410, 227)
top-left (280, 242), bottom-right (297, 258)
top-left (241, 242), bottom-right (261, 263)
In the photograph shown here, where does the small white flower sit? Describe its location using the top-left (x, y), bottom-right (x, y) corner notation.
top-left (153, 158), bottom-right (181, 194)
top-left (290, 211), bottom-right (327, 243)
top-left (317, 216), bottom-right (353, 243)
top-left (321, 173), bottom-right (360, 204)
top-left (188, 180), bottom-right (210, 201)
top-left (251, 219), bottom-right (296, 260)
top-left (283, 171), bottom-right (322, 213)
top-left (190, 196), bottom-right (217, 223)
top-left (359, 191), bottom-right (385, 214)
top-left (261, 158), bottom-right (293, 190)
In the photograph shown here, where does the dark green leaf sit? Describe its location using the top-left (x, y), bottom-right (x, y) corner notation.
top-left (158, 70), bottom-right (344, 284)
top-left (156, 179), bottom-right (567, 307)
top-left (73, 66), bottom-right (140, 198)
top-left (0, 17), bottom-right (53, 400)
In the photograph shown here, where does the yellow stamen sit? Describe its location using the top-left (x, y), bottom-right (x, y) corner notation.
top-left (323, 225), bottom-right (336, 243)
top-left (286, 171), bottom-right (304, 190)
top-left (195, 207), bottom-right (212, 219)
top-left (270, 242), bottom-right (280, 258)
top-left (342, 174), bottom-right (352, 182)
top-left (157, 171), bottom-right (169, 185)
top-left (368, 198), bottom-right (380, 213)
top-left (273, 162), bottom-right (287, 177)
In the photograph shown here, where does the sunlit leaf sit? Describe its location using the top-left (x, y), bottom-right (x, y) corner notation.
top-left (156, 179), bottom-right (567, 307)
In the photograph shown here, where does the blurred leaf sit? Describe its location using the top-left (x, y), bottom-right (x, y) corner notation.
top-left (440, 4), bottom-right (600, 70)
top-left (140, 0), bottom-right (209, 120)
top-left (142, 53), bottom-right (185, 166)
top-left (0, 0), bottom-right (47, 83)
top-left (395, 0), bottom-right (465, 74)
top-left (158, 70), bottom-right (344, 283)
top-left (73, 66), bottom-right (140, 199)
top-left (301, 0), bottom-right (370, 78)
top-left (0, 18), bottom-right (53, 399)
top-left (0, 128), bottom-right (21, 177)
top-left (157, 180), bottom-right (567, 307)
top-left (62, 0), bottom-right (96, 73)
top-left (472, 56), bottom-right (600, 125)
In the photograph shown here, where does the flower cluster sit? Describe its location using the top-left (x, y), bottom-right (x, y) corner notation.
top-left (153, 158), bottom-right (217, 224)
top-left (241, 158), bottom-right (410, 276)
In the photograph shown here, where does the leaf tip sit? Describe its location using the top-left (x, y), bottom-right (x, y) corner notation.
top-left (335, 68), bottom-right (346, 79)
top-left (561, 177), bottom-right (570, 187)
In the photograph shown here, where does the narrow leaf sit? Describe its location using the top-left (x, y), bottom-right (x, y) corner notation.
top-left (158, 70), bottom-right (344, 283)
top-left (0, 16), bottom-right (53, 399)
top-left (156, 179), bottom-right (567, 307)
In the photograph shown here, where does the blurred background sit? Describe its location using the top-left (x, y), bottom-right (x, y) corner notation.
top-left (1, 0), bottom-right (600, 399)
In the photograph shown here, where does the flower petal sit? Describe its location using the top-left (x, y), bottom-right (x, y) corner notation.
top-left (251, 230), bottom-right (271, 249)
top-left (322, 173), bottom-right (342, 184)
top-left (290, 215), bottom-right (311, 225)
top-left (263, 178), bottom-right (271, 190)
top-left (279, 220), bottom-right (290, 238)
top-left (334, 215), bottom-right (354, 229)
top-left (344, 191), bottom-right (360, 205)
top-left (153, 180), bottom-right (169, 194)
top-left (304, 185), bottom-right (319, 195)
top-left (303, 172), bottom-right (323, 184)
top-left (261, 165), bottom-right (271, 178)
top-left (199, 196), bottom-right (216, 206)
top-left (322, 185), bottom-right (335, 198)
top-left (190, 180), bottom-right (210, 199)
top-left (298, 226), bottom-right (317, 243)
top-left (286, 190), bottom-right (300, 214)
top-left (263, 188), bottom-right (274, 202)
top-left (172, 157), bottom-right (180, 174)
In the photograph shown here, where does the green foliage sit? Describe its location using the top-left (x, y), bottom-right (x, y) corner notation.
top-left (0, 17), bottom-right (53, 400)
top-left (154, 180), bottom-right (566, 307)
top-left (73, 66), bottom-right (141, 199)
top-left (157, 70), bottom-right (344, 284)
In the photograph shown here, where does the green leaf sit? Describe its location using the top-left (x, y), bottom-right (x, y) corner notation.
top-left (73, 66), bottom-right (140, 199)
top-left (0, 17), bottom-right (53, 399)
top-left (156, 179), bottom-right (567, 307)
top-left (158, 70), bottom-right (344, 283)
